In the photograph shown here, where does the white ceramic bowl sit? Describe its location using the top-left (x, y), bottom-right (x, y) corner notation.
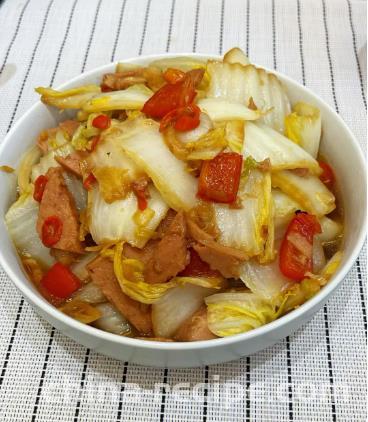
top-left (0, 54), bottom-right (366, 368)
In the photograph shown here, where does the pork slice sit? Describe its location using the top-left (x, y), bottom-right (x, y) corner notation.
top-left (87, 256), bottom-right (152, 335)
top-left (155, 209), bottom-right (177, 238)
top-left (37, 128), bottom-right (58, 153)
top-left (144, 211), bottom-right (190, 284)
top-left (102, 71), bottom-right (146, 90)
top-left (37, 167), bottom-right (84, 254)
top-left (193, 243), bottom-right (246, 278)
top-left (37, 120), bottom-right (79, 153)
top-left (55, 151), bottom-right (88, 178)
top-left (174, 306), bottom-right (217, 341)
top-left (187, 217), bottom-right (248, 278)
top-left (59, 119), bottom-right (80, 137)
top-left (123, 240), bottom-right (158, 266)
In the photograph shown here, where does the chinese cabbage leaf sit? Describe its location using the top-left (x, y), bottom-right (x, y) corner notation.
top-left (243, 122), bottom-right (321, 174)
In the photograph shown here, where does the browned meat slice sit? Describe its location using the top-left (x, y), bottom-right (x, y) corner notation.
top-left (37, 128), bottom-right (58, 153)
top-left (37, 120), bottom-right (79, 153)
top-left (101, 67), bottom-right (164, 92)
top-left (55, 151), bottom-right (88, 178)
top-left (59, 119), bottom-right (80, 137)
top-left (102, 71), bottom-right (147, 90)
top-left (155, 209), bottom-right (176, 238)
top-left (144, 211), bottom-right (189, 284)
top-left (187, 218), bottom-right (248, 278)
top-left (174, 306), bottom-right (217, 341)
top-left (123, 240), bottom-right (158, 266)
top-left (37, 167), bottom-right (84, 254)
top-left (87, 256), bottom-right (152, 335)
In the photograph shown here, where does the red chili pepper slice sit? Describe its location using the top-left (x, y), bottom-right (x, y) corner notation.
top-left (318, 161), bottom-right (335, 190)
top-left (163, 68), bottom-right (186, 84)
top-left (41, 262), bottom-right (81, 299)
top-left (279, 211), bottom-right (322, 281)
top-left (83, 172), bottom-right (97, 190)
top-left (92, 114), bottom-right (111, 130)
top-left (197, 152), bottom-right (243, 203)
top-left (42, 215), bottom-right (63, 247)
top-left (33, 175), bottom-right (48, 202)
top-left (90, 135), bottom-right (101, 151)
top-left (160, 103), bottom-right (201, 132)
top-left (132, 181), bottom-right (149, 211)
top-left (142, 69), bottom-right (203, 119)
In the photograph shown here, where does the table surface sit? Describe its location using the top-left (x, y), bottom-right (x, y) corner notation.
top-left (0, 0), bottom-right (366, 421)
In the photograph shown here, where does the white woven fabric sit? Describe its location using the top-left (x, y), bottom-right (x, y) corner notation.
top-left (0, 0), bottom-right (366, 420)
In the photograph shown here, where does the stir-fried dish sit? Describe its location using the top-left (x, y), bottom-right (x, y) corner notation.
top-left (3, 48), bottom-right (343, 341)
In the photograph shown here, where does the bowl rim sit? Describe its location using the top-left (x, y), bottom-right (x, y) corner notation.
top-left (0, 52), bottom-right (366, 351)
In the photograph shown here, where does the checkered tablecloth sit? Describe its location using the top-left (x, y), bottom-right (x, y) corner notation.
top-left (0, 0), bottom-right (366, 420)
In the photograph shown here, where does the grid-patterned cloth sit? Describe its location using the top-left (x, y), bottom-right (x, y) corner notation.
top-left (0, 0), bottom-right (366, 420)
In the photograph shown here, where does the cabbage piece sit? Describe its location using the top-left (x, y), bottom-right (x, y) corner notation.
top-left (197, 98), bottom-right (262, 122)
top-left (184, 127), bottom-right (227, 160)
top-left (206, 61), bottom-right (290, 132)
top-left (176, 112), bottom-right (213, 143)
top-left (214, 169), bottom-right (273, 258)
top-left (281, 278), bottom-right (321, 314)
top-left (59, 299), bottom-right (102, 324)
top-left (93, 302), bottom-right (132, 335)
top-left (317, 216), bottom-right (343, 243)
top-left (224, 120), bottom-right (244, 153)
top-left (47, 127), bottom-right (74, 150)
top-left (88, 128), bottom-right (146, 203)
top-left (35, 85), bottom-right (101, 109)
top-left (278, 251), bottom-right (342, 315)
top-left (164, 124), bottom-right (226, 161)
top-left (73, 282), bottom-right (106, 303)
top-left (261, 197), bottom-right (275, 263)
top-left (284, 102), bottom-right (321, 158)
top-left (149, 56), bottom-right (206, 72)
top-left (5, 194), bottom-right (54, 266)
top-left (31, 143), bottom-right (75, 181)
top-left (257, 68), bottom-right (273, 128)
top-left (206, 60), bottom-right (252, 104)
top-left (115, 62), bottom-right (143, 73)
top-left (239, 259), bottom-right (291, 304)
top-left (313, 238), bottom-right (326, 273)
top-left (320, 250), bottom-right (342, 279)
top-left (114, 119), bottom-right (198, 211)
top-left (273, 189), bottom-right (341, 242)
top-left (271, 170), bottom-right (335, 217)
top-left (272, 188), bottom-right (300, 237)
top-left (82, 84), bottom-right (153, 113)
top-left (92, 167), bottom-right (131, 203)
top-left (243, 122), bottom-right (321, 174)
top-left (223, 47), bottom-right (250, 66)
top-left (31, 149), bottom-right (87, 212)
top-left (205, 291), bottom-right (278, 336)
top-left (88, 184), bottom-right (168, 247)
top-left (71, 253), bottom-right (98, 281)
top-left (152, 284), bottom-right (216, 338)
top-left (17, 146), bottom-right (42, 194)
top-left (69, 115), bottom-right (100, 151)
top-left (89, 129), bottom-right (143, 178)
top-left (63, 172), bottom-right (87, 212)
